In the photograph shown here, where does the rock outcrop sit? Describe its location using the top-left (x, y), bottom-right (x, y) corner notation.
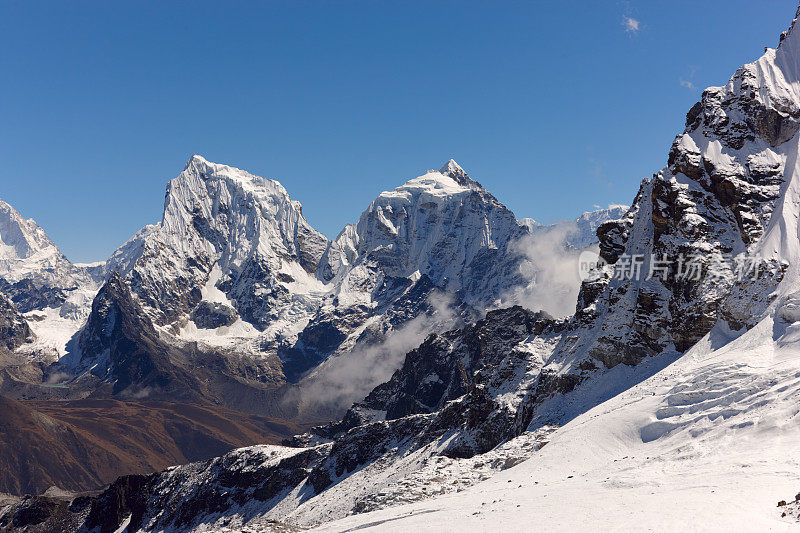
top-left (0, 294), bottom-right (32, 351)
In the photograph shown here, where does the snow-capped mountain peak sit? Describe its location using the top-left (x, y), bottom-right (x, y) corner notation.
top-left (0, 198), bottom-right (106, 360)
top-left (323, 161), bottom-right (528, 307)
top-left (440, 158), bottom-right (463, 174)
top-left (117, 155), bottom-right (330, 331)
top-left (0, 199), bottom-right (71, 283)
top-left (520, 204), bottom-right (629, 249)
top-left (438, 158), bottom-right (470, 182)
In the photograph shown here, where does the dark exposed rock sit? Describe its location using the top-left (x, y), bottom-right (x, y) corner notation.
top-left (0, 293), bottom-right (32, 350)
top-left (0, 278), bottom-right (71, 314)
top-left (279, 274), bottom-right (477, 384)
top-left (85, 474), bottom-right (156, 533)
top-left (686, 101), bottom-right (703, 129)
top-left (278, 306), bottom-right (367, 383)
top-left (0, 493), bottom-right (87, 533)
top-left (356, 306), bottom-right (555, 422)
top-left (668, 135), bottom-right (703, 181)
top-left (77, 273), bottom-right (215, 402)
top-left (191, 301), bottom-right (238, 329)
top-left (101, 447), bottom-right (323, 532)
top-left (12, 498), bottom-right (58, 527)
top-left (226, 255), bottom-right (291, 331)
top-left (581, 51), bottom-right (793, 368)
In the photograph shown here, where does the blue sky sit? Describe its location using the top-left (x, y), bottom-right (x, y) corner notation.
top-left (1, 1), bottom-right (797, 262)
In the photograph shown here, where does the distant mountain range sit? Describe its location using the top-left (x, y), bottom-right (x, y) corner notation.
top-left (0, 158), bottom-right (625, 417)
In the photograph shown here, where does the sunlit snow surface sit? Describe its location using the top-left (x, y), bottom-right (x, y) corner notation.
top-left (308, 316), bottom-right (800, 532)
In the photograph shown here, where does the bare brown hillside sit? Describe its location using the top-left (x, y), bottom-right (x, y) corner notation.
top-left (0, 396), bottom-right (303, 496)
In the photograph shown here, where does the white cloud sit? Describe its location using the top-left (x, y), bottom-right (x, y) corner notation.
top-left (500, 222), bottom-right (588, 318)
top-left (623, 16), bottom-right (640, 34)
top-left (286, 291), bottom-right (460, 415)
top-left (680, 79), bottom-right (696, 89)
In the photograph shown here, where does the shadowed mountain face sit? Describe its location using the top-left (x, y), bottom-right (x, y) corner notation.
top-left (0, 295), bottom-right (31, 351)
top-left (0, 395), bottom-right (302, 497)
top-left (76, 272), bottom-right (205, 401)
top-left (69, 272), bottom-right (299, 417)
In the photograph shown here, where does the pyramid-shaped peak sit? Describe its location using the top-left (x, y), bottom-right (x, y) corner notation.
top-left (184, 154), bottom-right (212, 171)
top-left (437, 158), bottom-right (480, 188)
top-left (439, 159), bottom-right (464, 175)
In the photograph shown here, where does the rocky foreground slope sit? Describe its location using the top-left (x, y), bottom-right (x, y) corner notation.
top-left (7, 4), bottom-right (800, 531)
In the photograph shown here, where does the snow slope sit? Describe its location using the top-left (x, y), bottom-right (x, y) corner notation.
top-left (313, 315), bottom-right (800, 532)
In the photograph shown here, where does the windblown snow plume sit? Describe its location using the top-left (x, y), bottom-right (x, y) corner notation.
top-left (502, 221), bottom-right (588, 317)
top-left (509, 205), bottom-right (628, 317)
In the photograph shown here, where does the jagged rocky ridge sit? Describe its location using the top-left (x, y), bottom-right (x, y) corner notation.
top-left (14, 6), bottom-right (800, 531)
top-left (1, 307), bottom-right (562, 532)
top-left (0, 294), bottom-right (32, 351)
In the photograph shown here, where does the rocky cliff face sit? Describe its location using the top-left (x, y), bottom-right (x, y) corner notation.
top-left (354, 306), bottom-right (555, 422)
top-left (0, 294), bottom-right (32, 351)
top-left (71, 272), bottom-right (293, 411)
top-left (75, 272), bottom-right (207, 401)
top-left (119, 155), bottom-right (329, 332)
top-left (578, 17), bottom-right (800, 366)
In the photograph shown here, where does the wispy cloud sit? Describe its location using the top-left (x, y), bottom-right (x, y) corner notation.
top-left (589, 156), bottom-right (613, 191)
top-left (679, 65), bottom-right (700, 90)
top-left (623, 16), bottom-right (640, 34)
top-left (287, 291), bottom-right (460, 415)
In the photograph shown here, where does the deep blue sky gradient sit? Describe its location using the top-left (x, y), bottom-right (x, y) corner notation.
top-left (1, 1), bottom-right (797, 261)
